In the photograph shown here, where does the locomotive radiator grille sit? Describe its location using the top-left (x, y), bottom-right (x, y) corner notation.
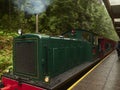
top-left (13, 38), bottom-right (38, 78)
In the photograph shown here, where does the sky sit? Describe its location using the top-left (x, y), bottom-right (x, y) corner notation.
top-left (109, 0), bottom-right (120, 5)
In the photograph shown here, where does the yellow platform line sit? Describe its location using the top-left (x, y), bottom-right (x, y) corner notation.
top-left (67, 55), bottom-right (109, 90)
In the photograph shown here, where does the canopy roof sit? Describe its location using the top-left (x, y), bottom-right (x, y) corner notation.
top-left (103, 0), bottom-right (120, 37)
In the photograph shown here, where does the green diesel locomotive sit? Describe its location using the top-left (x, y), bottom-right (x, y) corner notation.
top-left (0, 29), bottom-right (115, 90)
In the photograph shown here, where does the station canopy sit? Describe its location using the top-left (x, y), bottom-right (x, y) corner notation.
top-left (103, 0), bottom-right (120, 37)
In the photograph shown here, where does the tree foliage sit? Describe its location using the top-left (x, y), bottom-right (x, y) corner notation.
top-left (0, 0), bottom-right (119, 40)
top-left (0, 32), bottom-right (17, 76)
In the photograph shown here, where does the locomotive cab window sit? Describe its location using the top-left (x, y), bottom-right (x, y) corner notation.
top-left (93, 36), bottom-right (98, 45)
top-left (82, 32), bottom-right (91, 42)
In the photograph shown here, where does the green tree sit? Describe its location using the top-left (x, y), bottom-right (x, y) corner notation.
top-left (0, 0), bottom-right (119, 40)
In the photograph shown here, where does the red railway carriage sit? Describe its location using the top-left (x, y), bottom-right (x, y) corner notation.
top-left (98, 37), bottom-right (116, 58)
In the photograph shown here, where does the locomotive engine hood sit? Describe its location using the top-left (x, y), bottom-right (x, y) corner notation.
top-left (13, 34), bottom-right (49, 81)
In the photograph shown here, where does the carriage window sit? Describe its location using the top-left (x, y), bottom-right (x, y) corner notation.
top-left (82, 32), bottom-right (91, 42)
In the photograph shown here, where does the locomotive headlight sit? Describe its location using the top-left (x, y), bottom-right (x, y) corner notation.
top-left (18, 29), bottom-right (22, 35)
top-left (44, 76), bottom-right (50, 83)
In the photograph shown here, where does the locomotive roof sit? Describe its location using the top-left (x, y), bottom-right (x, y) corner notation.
top-left (61, 29), bottom-right (95, 35)
top-left (15, 29), bottom-right (115, 42)
top-left (15, 33), bottom-right (50, 39)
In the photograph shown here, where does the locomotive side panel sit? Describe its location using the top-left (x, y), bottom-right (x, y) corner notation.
top-left (41, 38), bottom-right (93, 78)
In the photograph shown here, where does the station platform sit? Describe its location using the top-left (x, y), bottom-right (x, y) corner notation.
top-left (68, 50), bottom-right (120, 90)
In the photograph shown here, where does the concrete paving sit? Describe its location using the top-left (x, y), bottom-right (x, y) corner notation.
top-left (71, 50), bottom-right (120, 90)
